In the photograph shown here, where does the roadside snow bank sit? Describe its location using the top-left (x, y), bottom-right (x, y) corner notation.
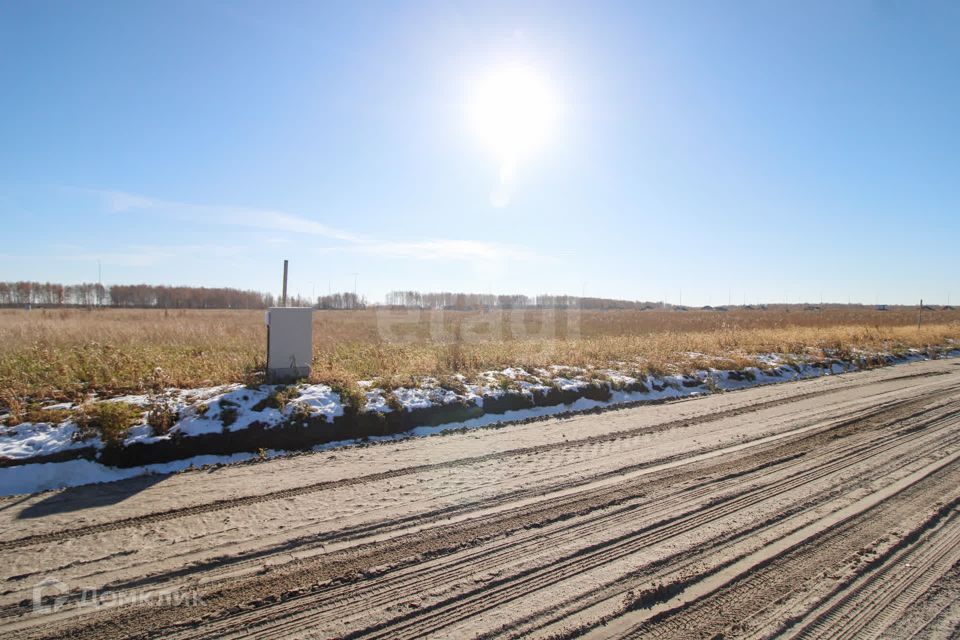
top-left (0, 451), bottom-right (282, 495)
top-left (0, 422), bottom-right (95, 460)
top-left (1, 347), bottom-right (957, 496)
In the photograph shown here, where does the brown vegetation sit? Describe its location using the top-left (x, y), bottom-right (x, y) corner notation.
top-left (0, 306), bottom-right (958, 407)
top-left (73, 401), bottom-right (144, 444)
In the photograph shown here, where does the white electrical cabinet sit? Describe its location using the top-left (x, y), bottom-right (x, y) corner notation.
top-left (265, 307), bottom-right (313, 382)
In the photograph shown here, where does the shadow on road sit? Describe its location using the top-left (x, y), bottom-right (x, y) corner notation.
top-left (17, 474), bottom-right (168, 519)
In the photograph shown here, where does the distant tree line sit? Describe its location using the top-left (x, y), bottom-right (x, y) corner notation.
top-left (3, 282), bottom-right (755, 312)
top-left (110, 285), bottom-right (273, 309)
top-left (0, 281), bottom-right (275, 309)
top-left (384, 291), bottom-right (528, 309)
top-left (0, 282), bottom-right (107, 306)
top-left (315, 292), bottom-right (367, 310)
top-left (382, 291), bottom-right (665, 311)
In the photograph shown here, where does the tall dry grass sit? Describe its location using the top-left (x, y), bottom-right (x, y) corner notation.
top-left (1, 307), bottom-right (957, 406)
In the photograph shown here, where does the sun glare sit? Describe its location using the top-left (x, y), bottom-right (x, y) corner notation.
top-left (468, 65), bottom-right (558, 168)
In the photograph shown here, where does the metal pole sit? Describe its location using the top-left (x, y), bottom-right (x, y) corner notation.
top-left (282, 259), bottom-right (289, 307)
top-left (918, 299), bottom-right (923, 329)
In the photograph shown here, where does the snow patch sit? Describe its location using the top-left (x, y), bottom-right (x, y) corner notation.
top-left (0, 451), bottom-right (285, 495)
top-left (4, 348), bottom-right (960, 496)
top-left (0, 421), bottom-right (93, 460)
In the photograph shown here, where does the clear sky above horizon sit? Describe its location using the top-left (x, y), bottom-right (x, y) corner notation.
top-left (1, 1), bottom-right (957, 306)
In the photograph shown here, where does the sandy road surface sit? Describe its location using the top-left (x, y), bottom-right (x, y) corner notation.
top-left (3, 359), bottom-right (960, 639)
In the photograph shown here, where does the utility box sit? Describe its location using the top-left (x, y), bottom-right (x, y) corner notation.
top-left (265, 307), bottom-right (313, 383)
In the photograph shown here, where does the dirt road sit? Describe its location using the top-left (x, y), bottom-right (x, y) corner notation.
top-left (3, 359), bottom-right (960, 639)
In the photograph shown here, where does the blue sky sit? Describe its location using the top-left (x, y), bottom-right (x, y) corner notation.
top-left (1, 1), bottom-right (957, 305)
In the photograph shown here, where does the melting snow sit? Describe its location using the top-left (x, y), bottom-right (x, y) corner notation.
top-left (3, 348), bottom-right (959, 496)
top-left (0, 422), bottom-right (94, 460)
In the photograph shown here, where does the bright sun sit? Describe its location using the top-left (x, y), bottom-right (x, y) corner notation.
top-left (468, 65), bottom-right (558, 171)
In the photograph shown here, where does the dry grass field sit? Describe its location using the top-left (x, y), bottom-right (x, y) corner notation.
top-left (1, 306), bottom-right (958, 406)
